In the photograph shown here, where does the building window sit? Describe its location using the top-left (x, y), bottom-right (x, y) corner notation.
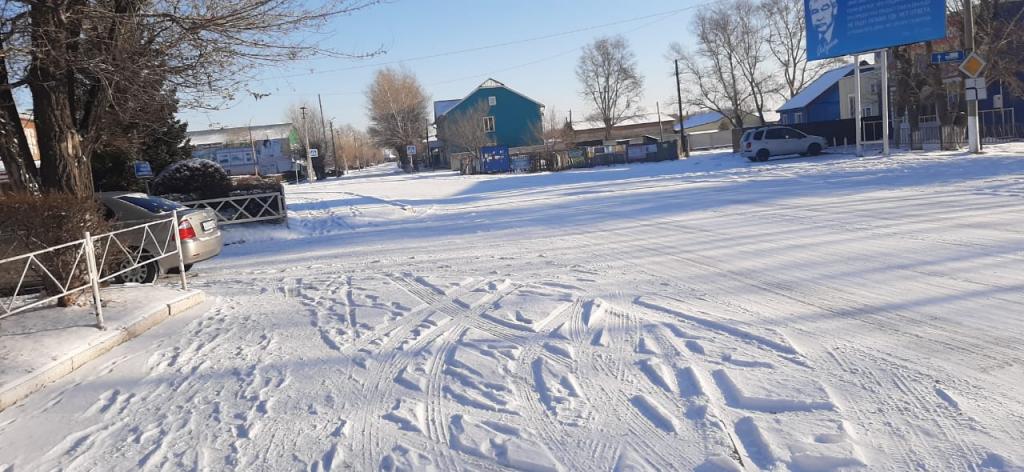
top-left (848, 95), bottom-right (856, 117)
top-left (488, 96), bottom-right (497, 106)
top-left (794, 112), bottom-right (804, 124)
top-left (483, 116), bottom-right (495, 132)
top-left (863, 106), bottom-right (873, 117)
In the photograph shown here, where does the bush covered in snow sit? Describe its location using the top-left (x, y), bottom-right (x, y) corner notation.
top-left (152, 158), bottom-right (231, 200)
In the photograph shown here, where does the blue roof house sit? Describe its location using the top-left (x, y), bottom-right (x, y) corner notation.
top-left (434, 79), bottom-right (544, 153)
top-left (778, 64), bottom-right (855, 125)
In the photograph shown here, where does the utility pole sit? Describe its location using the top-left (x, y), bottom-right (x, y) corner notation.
top-left (317, 94), bottom-right (329, 179)
top-left (964, 0), bottom-right (981, 153)
top-left (675, 59), bottom-right (690, 157)
top-left (329, 120), bottom-right (342, 175)
top-left (299, 106), bottom-right (316, 183)
top-left (247, 119), bottom-right (260, 177)
top-left (656, 102), bottom-right (665, 142)
top-left (425, 121), bottom-right (432, 170)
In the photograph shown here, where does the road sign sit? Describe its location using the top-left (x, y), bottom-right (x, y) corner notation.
top-left (931, 51), bottom-right (965, 64)
top-left (959, 53), bottom-right (986, 77)
top-left (994, 94), bottom-right (1003, 108)
top-left (132, 161), bottom-right (153, 179)
top-left (308, 148), bottom-right (319, 158)
top-left (964, 78), bottom-right (986, 89)
top-left (406, 145), bottom-right (417, 156)
top-left (805, 0), bottom-right (947, 60)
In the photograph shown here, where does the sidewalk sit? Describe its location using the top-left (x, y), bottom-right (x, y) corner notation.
top-left (0, 285), bottom-right (205, 412)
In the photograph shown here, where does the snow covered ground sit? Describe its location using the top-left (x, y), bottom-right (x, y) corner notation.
top-left (2, 147), bottom-right (1024, 471)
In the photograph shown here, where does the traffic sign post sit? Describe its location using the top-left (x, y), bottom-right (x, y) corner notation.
top-left (406, 145), bottom-right (417, 156)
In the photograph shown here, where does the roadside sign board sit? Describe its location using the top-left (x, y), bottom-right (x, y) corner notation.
top-left (132, 161), bottom-right (153, 179)
top-left (931, 51), bottom-right (965, 64)
top-left (959, 53), bottom-right (986, 77)
top-left (964, 78), bottom-right (986, 89)
top-left (805, 0), bottom-right (947, 60)
top-left (308, 148), bottom-right (319, 158)
top-left (406, 145), bottom-right (417, 156)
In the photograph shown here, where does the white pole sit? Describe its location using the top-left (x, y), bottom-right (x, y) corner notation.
top-left (881, 50), bottom-right (891, 157)
top-left (172, 211), bottom-right (188, 290)
top-left (84, 232), bottom-right (105, 329)
top-left (965, 0), bottom-right (981, 153)
top-left (854, 55), bottom-right (863, 156)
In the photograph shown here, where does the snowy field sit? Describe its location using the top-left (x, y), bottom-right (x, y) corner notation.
top-left (2, 147), bottom-right (1024, 471)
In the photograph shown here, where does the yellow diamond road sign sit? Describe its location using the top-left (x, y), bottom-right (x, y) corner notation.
top-left (960, 53), bottom-right (986, 78)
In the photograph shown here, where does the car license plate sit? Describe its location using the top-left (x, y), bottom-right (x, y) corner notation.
top-left (201, 220), bottom-right (216, 232)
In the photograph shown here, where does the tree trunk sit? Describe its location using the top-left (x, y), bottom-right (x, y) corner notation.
top-left (0, 41), bottom-right (41, 194)
top-left (29, 4), bottom-right (94, 197)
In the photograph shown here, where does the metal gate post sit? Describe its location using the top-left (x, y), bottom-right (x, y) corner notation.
top-left (83, 232), bottom-right (105, 329)
top-left (172, 211), bottom-right (188, 290)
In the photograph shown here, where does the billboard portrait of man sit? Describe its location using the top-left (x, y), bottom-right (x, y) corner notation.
top-left (809, 0), bottom-right (839, 58)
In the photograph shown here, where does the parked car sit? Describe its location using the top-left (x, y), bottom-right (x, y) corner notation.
top-left (98, 192), bottom-right (223, 284)
top-left (740, 126), bottom-right (828, 162)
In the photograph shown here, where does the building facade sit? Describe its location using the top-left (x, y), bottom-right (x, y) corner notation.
top-left (435, 79), bottom-right (544, 157)
top-left (186, 123), bottom-right (300, 176)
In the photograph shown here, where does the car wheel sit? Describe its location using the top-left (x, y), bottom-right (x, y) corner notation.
top-left (756, 149), bottom-right (770, 162)
top-left (113, 249), bottom-right (159, 284)
top-left (807, 143), bottom-right (822, 156)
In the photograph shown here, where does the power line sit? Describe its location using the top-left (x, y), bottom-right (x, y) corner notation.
top-left (256, 3), bottom-right (706, 82)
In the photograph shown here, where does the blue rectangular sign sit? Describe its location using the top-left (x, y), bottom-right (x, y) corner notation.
top-left (479, 145), bottom-right (510, 174)
top-left (931, 50), bottom-right (965, 64)
top-left (133, 161), bottom-right (154, 178)
top-left (806, 0), bottom-right (947, 60)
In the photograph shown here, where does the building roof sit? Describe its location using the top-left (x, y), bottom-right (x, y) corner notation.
top-left (433, 100), bottom-right (461, 120)
top-left (671, 111), bottom-right (728, 132)
top-left (435, 78), bottom-right (544, 120)
top-left (187, 123), bottom-right (296, 146)
top-left (777, 64), bottom-right (855, 112)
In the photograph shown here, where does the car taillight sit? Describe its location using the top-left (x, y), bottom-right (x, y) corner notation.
top-left (746, 142), bottom-right (751, 149)
top-left (179, 220), bottom-right (197, 240)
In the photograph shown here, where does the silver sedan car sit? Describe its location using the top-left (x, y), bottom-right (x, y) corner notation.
top-left (98, 192), bottom-right (223, 284)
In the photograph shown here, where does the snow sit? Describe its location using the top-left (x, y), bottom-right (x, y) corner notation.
top-left (2, 145), bottom-right (1024, 470)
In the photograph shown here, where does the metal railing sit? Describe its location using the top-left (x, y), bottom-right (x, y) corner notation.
top-left (179, 192), bottom-right (286, 226)
top-left (0, 211), bottom-right (187, 329)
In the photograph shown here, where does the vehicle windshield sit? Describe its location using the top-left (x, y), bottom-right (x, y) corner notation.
top-left (118, 195), bottom-right (186, 214)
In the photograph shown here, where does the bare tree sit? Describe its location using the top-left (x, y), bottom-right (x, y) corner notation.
top-left (577, 36), bottom-right (645, 141)
top-left (439, 100), bottom-right (493, 160)
top-left (286, 102), bottom-right (328, 157)
top-left (0, 0), bottom-right (381, 197)
top-left (524, 107), bottom-right (572, 151)
top-left (761, 0), bottom-right (842, 99)
top-left (366, 67), bottom-right (429, 172)
top-left (734, 0), bottom-right (777, 124)
top-left (333, 124), bottom-right (380, 170)
top-left (670, 22), bottom-right (749, 128)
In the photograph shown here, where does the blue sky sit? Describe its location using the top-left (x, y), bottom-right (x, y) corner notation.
top-left (177, 0), bottom-right (705, 132)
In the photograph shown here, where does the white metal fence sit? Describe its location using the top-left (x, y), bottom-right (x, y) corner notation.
top-left (0, 211), bottom-right (188, 329)
top-left (180, 192), bottom-right (286, 226)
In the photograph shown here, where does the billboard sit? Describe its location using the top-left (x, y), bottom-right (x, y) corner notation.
top-left (806, 0), bottom-right (947, 60)
top-left (479, 145), bottom-right (511, 173)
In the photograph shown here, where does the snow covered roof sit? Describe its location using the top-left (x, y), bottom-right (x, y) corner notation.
top-left (672, 111), bottom-right (727, 132)
top-left (774, 63), bottom-right (856, 111)
top-left (777, 64), bottom-right (855, 112)
top-left (435, 78), bottom-right (544, 119)
top-left (187, 123), bottom-right (296, 146)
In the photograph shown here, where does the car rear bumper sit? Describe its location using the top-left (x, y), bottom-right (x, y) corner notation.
top-left (181, 233), bottom-right (223, 265)
top-left (156, 232), bottom-right (223, 273)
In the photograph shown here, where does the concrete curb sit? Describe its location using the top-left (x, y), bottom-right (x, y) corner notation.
top-left (0, 290), bottom-right (206, 413)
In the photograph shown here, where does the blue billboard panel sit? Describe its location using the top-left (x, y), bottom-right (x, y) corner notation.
top-left (806, 0), bottom-right (947, 60)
